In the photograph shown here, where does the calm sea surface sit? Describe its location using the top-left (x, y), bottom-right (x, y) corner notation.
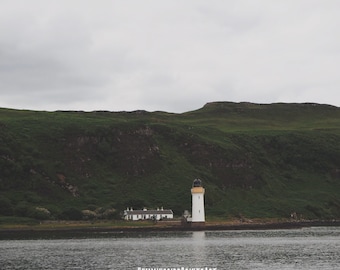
top-left (0, 227), bottom-right (339, 270)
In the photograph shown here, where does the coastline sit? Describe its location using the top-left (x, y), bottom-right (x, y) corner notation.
top-left (0, 219), bottom-right (339, 239)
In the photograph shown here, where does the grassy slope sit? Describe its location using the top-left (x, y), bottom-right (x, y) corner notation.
top-left (0, 102), bottom-right (340, 221)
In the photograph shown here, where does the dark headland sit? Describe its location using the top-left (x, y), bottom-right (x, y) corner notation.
top-left (1, 103), bottom-right (340, 228)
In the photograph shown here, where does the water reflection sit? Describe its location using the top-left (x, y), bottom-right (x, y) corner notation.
top-left (192, 231), bottom-right (206, 242)
top-left (0, 227), bottom-right (339, 270)
top-left (191, 231), bottom-right (207, 266)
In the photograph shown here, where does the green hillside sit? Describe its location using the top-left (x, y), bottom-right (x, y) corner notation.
top-left (1, 102), bottom-right (340, 222)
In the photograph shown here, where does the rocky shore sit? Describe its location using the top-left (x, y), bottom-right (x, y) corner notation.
top-left (0, 219), bottom-right (339, 240)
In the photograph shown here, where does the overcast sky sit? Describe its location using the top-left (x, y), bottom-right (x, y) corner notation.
top-left (0, 0), bottom-right (339, 113)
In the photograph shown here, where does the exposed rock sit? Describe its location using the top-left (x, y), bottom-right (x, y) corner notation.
top-left (56, 173), bottom-right (79, 197)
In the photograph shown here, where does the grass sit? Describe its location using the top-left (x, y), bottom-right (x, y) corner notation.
top-left (0, 219), bottom-right (159, 232)
top-left (1, 102), bottom-right (340, 222)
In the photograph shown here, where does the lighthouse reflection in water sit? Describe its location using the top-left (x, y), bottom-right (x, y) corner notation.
top-left (192, 231), bottom-right (207, 265)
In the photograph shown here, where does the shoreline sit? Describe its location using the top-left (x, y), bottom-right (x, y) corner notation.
top-left (0, 219), bottom-right (339, 239)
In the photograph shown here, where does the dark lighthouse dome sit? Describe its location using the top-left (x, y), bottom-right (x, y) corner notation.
top-left (193, 178), bottom-right (203, 187)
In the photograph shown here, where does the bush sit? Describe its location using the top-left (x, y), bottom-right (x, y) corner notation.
top-left (59, 207), bottom-right (83, 220)
top-left (81, 209), bottom-right (97, 220)
top-left (28, 207), bottom-right (51, 220)
top-left (0, 197), bottom-right (14, 216)
top-left (101, 208), bottom-right (117, 219)
top-left (14, 202), bottom-right (29, 217)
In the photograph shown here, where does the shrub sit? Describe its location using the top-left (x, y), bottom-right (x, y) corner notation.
top-left (101, 208), bottom-right (117, 219)
top-left (0, 197), bottom-right (14, 216)
top-left (59, 207), bottom-right (82, 220)
top-left (28, 207), bottom-right (51, 220)
top-left (14, 202), bottom-right (30, 217)
top-left (81, 209), bottom-right (97, 220)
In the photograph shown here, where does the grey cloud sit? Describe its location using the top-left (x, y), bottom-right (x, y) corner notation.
top-left (0, 0), bottom-right (340, 112)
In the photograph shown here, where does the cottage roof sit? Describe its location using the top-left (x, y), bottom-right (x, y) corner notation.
top-left (125, 209), bottom-right (173, 215)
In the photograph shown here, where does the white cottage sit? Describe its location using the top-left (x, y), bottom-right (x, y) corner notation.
top-left (123, 207), bottom-right (173, 221)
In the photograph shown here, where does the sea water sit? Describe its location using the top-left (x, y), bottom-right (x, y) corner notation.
top-left (0, 226), bottom-right (339, 270)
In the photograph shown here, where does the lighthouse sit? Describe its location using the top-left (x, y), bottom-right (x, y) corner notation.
top-left (191, 178), bottom-right (205, 224)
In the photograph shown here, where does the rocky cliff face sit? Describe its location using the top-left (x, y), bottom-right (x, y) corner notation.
top-left (63, 126), bottom-right (161, 177)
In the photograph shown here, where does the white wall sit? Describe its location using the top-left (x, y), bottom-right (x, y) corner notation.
top-left (192, 193), bottom-right (205, 222)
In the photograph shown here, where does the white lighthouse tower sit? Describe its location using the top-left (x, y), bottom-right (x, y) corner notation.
top-left (191, 178), bottom-right (205, 224)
